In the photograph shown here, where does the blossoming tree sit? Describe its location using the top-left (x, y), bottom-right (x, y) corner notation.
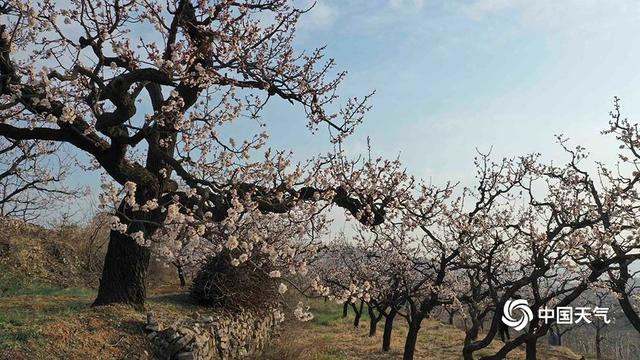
top-left (0, 0), bottom-right (403, 307)
top-left (0, 137), bottom-right (74, 221)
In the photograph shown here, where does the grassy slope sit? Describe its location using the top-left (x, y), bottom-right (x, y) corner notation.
top-left (261, 299), bottom-right (585, 360)
top-left (0, 265), bottom-right (204, 360)
top-left (0, 232), bottom-right (97, 289)
top-left (0, 292), bottom-right (209, 360)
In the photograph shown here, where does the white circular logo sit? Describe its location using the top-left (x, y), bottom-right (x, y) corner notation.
top-left (502, 299), bottom-right (533, 331)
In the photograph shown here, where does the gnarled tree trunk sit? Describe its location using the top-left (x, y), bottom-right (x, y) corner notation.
top-left (93, 229), bottom-right (150, 308)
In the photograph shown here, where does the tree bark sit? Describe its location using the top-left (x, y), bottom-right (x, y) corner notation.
top-left (353, 311), bottom-right (361, 327)
top-left (369, 316), bottom-right (378, 337)
top-left (368, 305), bottom-right (379, 337)
top-left (498, 322), bottom-right (510, 342)
top-left (469, 319), bottom-right (481, 340)
top-left (382, 308), bottom-right (397, 352)
top-left (462, 321), bottom-right (481, 360)
top-left (352, 300), bottom-right (364, 328)
top-left (596, 327), bottom-right (602, 360)
top-left (342, 302), bottom-right (349, 318)
top-left (402, 320), bottom-right (422, 360)
top-left (525, 338), bottom-right (537, 360)
top-left (176, 264), bottom-right (186, 287)
top-left (619, 294), bottom-right (640, 333)
top-left (462, 346), bottom-right (474, 360)
top-left (93, 229), bottom-right (150, 308)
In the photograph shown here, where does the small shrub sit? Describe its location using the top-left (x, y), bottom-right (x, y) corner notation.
top-left (190, 254), bottom-right (278, 310)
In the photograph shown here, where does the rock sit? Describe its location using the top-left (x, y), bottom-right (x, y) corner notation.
top-left (150, 307), bottom-right (282, 360)
top-left (145, 312), bottom-right (161, 333)
top-left (145, 323), bottom-right (161, 332)
top-left (177, 327), bottom-right (192, 336)
top-left (218, 338), bottom-right (229, 350)
top-left (170, 333), bottom-right (194, 354)
top-left (175, 352), bottom-right (195, 360)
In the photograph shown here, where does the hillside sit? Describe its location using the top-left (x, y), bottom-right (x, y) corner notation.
top-left (0, 232), bottom-right (587, 360)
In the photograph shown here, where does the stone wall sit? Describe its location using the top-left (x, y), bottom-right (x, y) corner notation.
top-left (147, 307), bottom-right (284, 360)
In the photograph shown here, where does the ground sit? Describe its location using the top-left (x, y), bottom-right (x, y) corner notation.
top-left (0, 289), bottom-right (585, 360)
top-left (0, 284), bottom-right (205, 360)
top-left (0, 231), bottom-right (198, 360)
top-left (261, 299), bottom-right (586, 360)
top-left (0, 230), bottom-right (587, 360)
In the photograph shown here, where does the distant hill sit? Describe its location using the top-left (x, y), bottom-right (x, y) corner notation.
top-left (0, 218), bottom-right (94, 291)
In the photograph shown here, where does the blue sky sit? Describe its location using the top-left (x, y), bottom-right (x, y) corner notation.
top-left (253, 0), bottom-right (640, 186)
top-left (63, 0), bottom-right (640, 220)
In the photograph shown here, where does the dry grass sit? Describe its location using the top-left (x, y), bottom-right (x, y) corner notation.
top-left (261, 299), bottom-right (585, 360)
top-left (0, 288), bottom-right (586, 360)
top-left (0, 227), bottom-right (194, 359)
top-left (0, 288), bottom-right (204, 360)
top-left (0, 230), bottom-right (585, 360)
top-left (0, 235), bottom-right (90, 289)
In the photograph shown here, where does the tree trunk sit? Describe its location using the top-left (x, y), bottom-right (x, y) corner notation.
top-left (469, 321), bottom-right (480, 340)
top-left (353, 300), bottom-right (364, 327)
top-left (383, 308), bottom-right (397, 352)
top-left (368, 305), bottom-right (379, 337)
top-left (93, 229), bottom-right (150, 308)
top-left (462, 346), bottom-right (474, 360)
top-left (525, 338), bottom-right (537, 360)
top-left (402, 320), bottom-right (422, 360)
top-left (176, 264), bottom-right (186, 287)
top-left (613, 259), bottom-right (640, 334)
top-left (619, 294), bottom-right (640, 333)
top-left (369, 317), bottom-right (378, 337)
top-left (353, 311), bottom-right (361, 327)
top-left (462, 323), bottom-right (481, 360)
top-left (498, 323), bottom-right (510, 342)
top-left (342, 302), bottom-right (349, 318)
top-left (448, 311), bottom-right (454, 325)
top-left (596, 328), bottom-right (602, 360)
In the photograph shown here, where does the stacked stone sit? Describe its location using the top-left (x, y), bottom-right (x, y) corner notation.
top-left (148, 308), bottom-right (282, 360)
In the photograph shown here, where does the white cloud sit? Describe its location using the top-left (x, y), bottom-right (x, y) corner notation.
top-left (388, 0), bottom-right (426, 10)
top-left (462, 0), bottom-right (640, 34)
top-left (300, 1), bottom-right (337, 30)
